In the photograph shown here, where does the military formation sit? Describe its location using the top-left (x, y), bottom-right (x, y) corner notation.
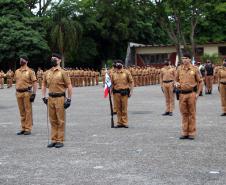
top-left (0, 67), bottom-right (100, 90)
top-left (102, 65), bottom-right (161, 87)
top-left (0, 51), bottom-right (226, 147)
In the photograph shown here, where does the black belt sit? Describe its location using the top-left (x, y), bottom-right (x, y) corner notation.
top-left (220, 82), bottom-right (226, 85)
top-left (112, 89), bottom-right (130, 96)
top-left (16, 87), bottom-right (31, 93)
top-left (180, 90), bottom-right (193, 94)
top-left (48, 92), bottom-right (65, 98)
top-left (163, 80), bottom-right (173, 83)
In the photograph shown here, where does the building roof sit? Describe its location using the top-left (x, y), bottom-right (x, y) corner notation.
top-left (129, 41), bottom-right (226, 48)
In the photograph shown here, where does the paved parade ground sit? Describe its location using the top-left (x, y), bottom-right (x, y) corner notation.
top-left (0, 84), bottom-right (226, 185)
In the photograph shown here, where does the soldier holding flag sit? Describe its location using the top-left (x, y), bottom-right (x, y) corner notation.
top-left (111, 60), bottom-right (134, 128)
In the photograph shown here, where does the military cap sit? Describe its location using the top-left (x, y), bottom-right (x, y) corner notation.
top-left (20, 55), bottom-right (29, 62)
top-left (52, 53), bottom-right (62, 59)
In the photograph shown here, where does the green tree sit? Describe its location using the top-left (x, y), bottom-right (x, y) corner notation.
top-left (196, 0), bottom-right (226, 43)
top-left (0, 0), bottom-right (50, 69)
top-left (74, 0), bottom-right (168, 67)
top-left (48, 3), bottom-right (82, 67)
top-left (153, 0), bottom-right (213, 60)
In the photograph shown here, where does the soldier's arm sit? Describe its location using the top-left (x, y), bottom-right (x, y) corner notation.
top-left (174, 69), bottom-right (180, 87)
top-left (31, 71), bottom-right (37, 94)
top-left (127, 71), bottom-right (134, 97)
top-left (159, 69), bottom-right (163, 86)
top-left (67, 84), bottom-right (73, 99)
top-left (63, 71), bottom-right (72, 99)
top-left (195, 70), bottom-right (203, 98)
top-left (42, 73), bottom-right (47, 98)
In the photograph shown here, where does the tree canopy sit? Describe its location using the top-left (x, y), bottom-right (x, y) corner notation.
top-left (0, 0), bottom-right (50, 69)
top-left (0, 0), bottom-right (226, 70)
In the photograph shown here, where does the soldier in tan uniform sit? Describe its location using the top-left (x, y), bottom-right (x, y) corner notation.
top-left (204, 60), bottom-right (214, 94)
top-left (74, 68), bottom-right (79, 87)
top-left (91, 69), bottom-right (95, 86)
top-left (111, 61), bottom-right (134, 128)
top-left (15, 56), bottom-right (37, 135)
top-left (218, 59), bottom-right (226, 116)
top-left (101, 68), bottom-right (106, 87)
top-left (80, 68), bottom-right (85, 87)
top-left (6, 69), bottom-right (14, 88)
top-left (0, 70), bottom-right (5, 89)
top-left (95, 70), bottom-right (99, 85)
top-left (42, 53), bottom-right (72, 148)
top-left (214, 65), bottom-right (221, 84)
top-left (36, 67), bottom-right (44, 89)
top-left (160, 59), bottom-right (176, 116)
top-left (175, 52), bottom-right (202, 140)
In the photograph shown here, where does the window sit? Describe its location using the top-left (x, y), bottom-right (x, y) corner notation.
top-left (219, 46), bottom-right (226, 55)
top-left (195, 47), bottom-right (204, 56)
top-left (140, 54), bottom-right (168, 65)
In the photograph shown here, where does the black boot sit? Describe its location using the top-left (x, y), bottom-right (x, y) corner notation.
top-left (55, 142), bottom-right (64, 148)
top-left (47, 142), bottom-right (56, 148)
top-left (16, 131), bottom-right (25, 135)
top-left (23, 131), bottom-right (31, 135)
top-left (179, 135), bottom-right (188, 139)
top-left (162, 112), bottom-right (169, 116)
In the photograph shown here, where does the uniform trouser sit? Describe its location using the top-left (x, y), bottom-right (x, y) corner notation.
top-left (102, 76), bottom-right (105, 86)
top-left (138, 76), bottom-right (142, 86)
top-left (38, 78), bottom-right (42, 89)
top-left (7, 79), bottom-right (12, 87)
top-left (151, 76), bottom-right (154, 85)
top-left (16, 92), bottom-right (32, 132)
top-left (134, 76), bottom-right (138, 87)
top-left (79, 77), bottom-right (83, 87)
top-left (48, 96), bottom-right (65, 143)
top-left (74, 78), bottom-right (78, 87)
top-left (162, 82), bottom-right (175, 112)
top-left (214, 75), bottom-right (218, 84)
top-left (179, 92), bottom-right (197, 137)
top-left (0, 78), bottom-right (4, 88)
top-left (91, 78), bottom-right (95, 86)
top-left (114, 93), bottom-right (128, 126)
top-left (96, 77), bottom-right (99, 85)
top-left (205, 75), bottom-right (213, 92)
top-left (84, 78), bottom-right (88, 86)
top-left (112, 93), bottom-right (117, 113)
top-left (220, 84), bottom-right (226, 113)
top-left (71, 78), bottom-right (75, 87)
top-left (88, 77), bottom-right (92, 86)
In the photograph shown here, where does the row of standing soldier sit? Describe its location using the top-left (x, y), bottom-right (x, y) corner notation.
top-left (5, 53), bottom-right (226, 146)
top-left (160, 54), bottom-right (226, 140)
top-left (14, 54), bottom-right (72, 149)
top-left (1, 61), bottom-right (221, 90)
top-left (37, 68), bottom-right (100, 89)
top-left (102, 66), bottom-right (161, 87)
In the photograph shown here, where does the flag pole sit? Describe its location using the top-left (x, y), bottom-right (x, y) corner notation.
top-left (108, 87), bottom-right (114, 128)
top-left (104, 64), bottom-right (114, 128)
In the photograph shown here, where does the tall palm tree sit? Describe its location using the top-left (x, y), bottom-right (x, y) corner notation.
top-left (50, 7), bottom-right (82, 67)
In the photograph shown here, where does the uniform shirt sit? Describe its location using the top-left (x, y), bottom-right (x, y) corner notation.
top-left (0, 71), bottom-right (5, 78)
top-left (176, 64), bottom-right (202, 91)
top-left (43, 66), bottom-right (71, 93)
top-left (6, 71), bottom-right (14, 78)
top-left (218, 66), bottom-right (226, 83)
top-left (112, 68), bottom-right (134, 90)
top-left (37, 70), bottom-right (44, 78)
top-left (15, 67), bottom-right (37, 89)
top-left (160, 66), bottom-right (176, 84)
